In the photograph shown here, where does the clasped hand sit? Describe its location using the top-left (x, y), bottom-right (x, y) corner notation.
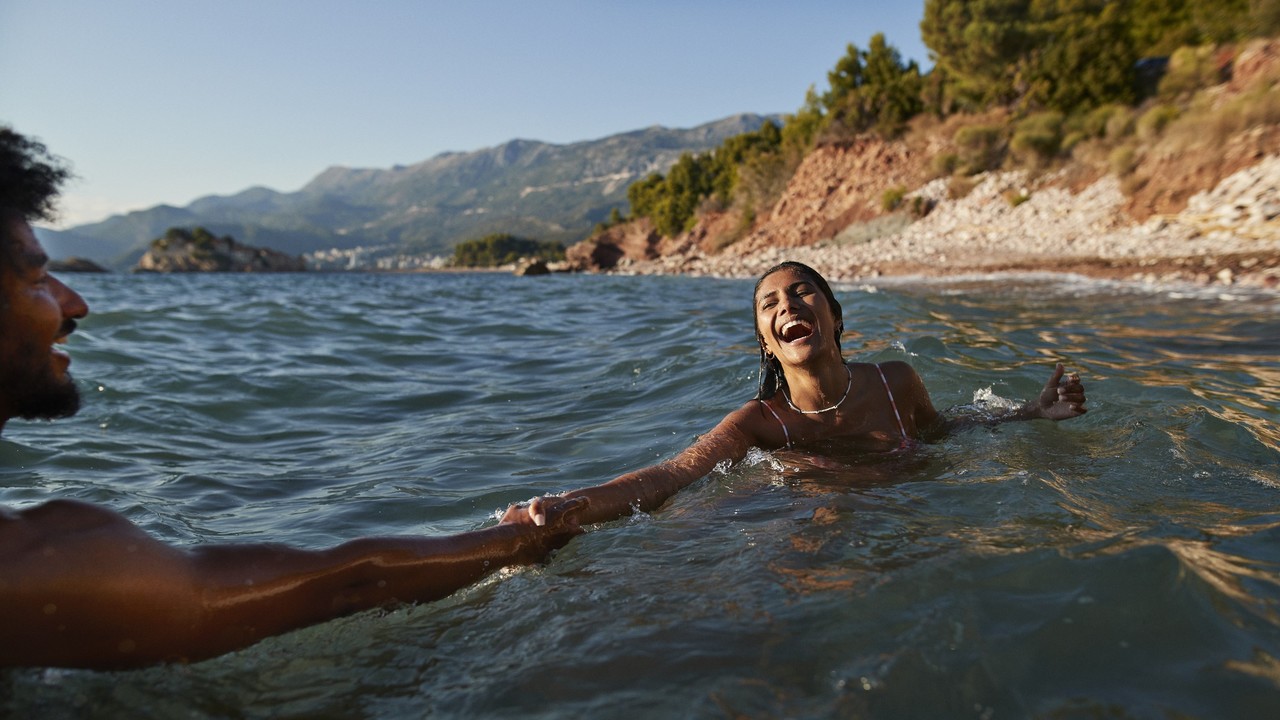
top-left (501, 495), bottom-right (589, 534)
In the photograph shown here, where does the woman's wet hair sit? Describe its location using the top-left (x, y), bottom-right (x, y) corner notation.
top-left (753, 261), bottom-right (844, 400)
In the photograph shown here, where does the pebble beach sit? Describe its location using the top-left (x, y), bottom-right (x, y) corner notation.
top-left (614, 153), bottom-right (1280, 291)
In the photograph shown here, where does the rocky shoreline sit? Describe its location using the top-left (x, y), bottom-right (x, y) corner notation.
top-left (607, 153), bottom-right (1280, 292)
top-left (576, 39), bottom-right (1280, 293)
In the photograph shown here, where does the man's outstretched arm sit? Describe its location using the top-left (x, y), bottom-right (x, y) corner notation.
top-left (0, 497), bottom-right (585, 669)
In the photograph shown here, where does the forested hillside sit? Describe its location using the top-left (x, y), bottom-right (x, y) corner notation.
top-left (585, 0), bottom-right (1280, 268)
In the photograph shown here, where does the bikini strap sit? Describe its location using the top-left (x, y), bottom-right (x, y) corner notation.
top-left (758, 399), bottom-right (793, 450)
top-left (875, 363), bottom-right (910, 447)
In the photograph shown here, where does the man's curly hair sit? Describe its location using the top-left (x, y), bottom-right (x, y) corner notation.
top-left (1, 126), bottom-right (71, 223)
top-left (1, 127), bottom-right (72, 275)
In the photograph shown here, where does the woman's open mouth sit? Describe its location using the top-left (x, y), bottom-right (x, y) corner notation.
top-left (779, 319), bottom-right (814, 343)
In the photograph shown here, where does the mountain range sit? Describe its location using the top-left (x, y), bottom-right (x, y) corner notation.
top-left (36, 114), bottom-right (778, 270)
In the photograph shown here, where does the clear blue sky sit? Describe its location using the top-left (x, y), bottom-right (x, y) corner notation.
top-left (1, 0), bottom-right (929, 228)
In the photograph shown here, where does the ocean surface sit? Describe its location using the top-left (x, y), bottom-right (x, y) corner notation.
top-left (2, 270), bottom-right (1279, 718)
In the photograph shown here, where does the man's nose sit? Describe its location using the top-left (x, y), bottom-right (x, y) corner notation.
top-left (52, 276), bottom-right (89, 319)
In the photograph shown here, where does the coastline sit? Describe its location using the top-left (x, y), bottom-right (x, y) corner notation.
top-left (605, 156), bottom-right (1280, 292)
top-left (574, 41), bottom-right (1280, 294)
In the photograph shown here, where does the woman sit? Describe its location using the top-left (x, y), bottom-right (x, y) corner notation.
top-left (518, 261), bottom-right (1087, 527)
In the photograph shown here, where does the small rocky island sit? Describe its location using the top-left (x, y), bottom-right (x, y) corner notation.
top-left (48, 257), bottom-right (109, 273)
top-left (135, 227), bottom-right (307, 273)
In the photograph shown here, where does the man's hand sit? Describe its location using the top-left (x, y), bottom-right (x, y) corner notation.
top-left (500, 495), bottom-right (590, 550)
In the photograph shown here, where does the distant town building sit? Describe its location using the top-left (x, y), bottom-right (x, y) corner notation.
top-left (305, 245), bottom-right (451, 271)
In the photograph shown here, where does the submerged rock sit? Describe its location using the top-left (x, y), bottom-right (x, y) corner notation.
top-left (514, 257), bottom-right (551, 276)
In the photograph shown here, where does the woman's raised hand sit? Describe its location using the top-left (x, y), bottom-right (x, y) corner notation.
top-left (1034, 362), bottom-right (1088, 420)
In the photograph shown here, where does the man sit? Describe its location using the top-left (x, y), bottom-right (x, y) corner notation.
top-left (0, 127), bottom-right (585, 670)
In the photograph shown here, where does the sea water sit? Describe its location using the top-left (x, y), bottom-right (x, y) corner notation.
top-left (2, 271), bottom-right (1278, 718)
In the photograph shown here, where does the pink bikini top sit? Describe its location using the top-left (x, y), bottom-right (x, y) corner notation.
top-left (760, 363), bottom-right (909, 452)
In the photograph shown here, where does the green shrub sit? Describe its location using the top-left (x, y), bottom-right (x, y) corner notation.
top-left (881, 186), bottom-right (907, 211)
top-left (953, 124), bottom-right (1006, 175)
top-left (1010, 111), bottom-right (1065, 164)
top-left (1109, 145), bottom-right (1139, 176)
top-left (1136, 104), bottom-right (1181, 139)
top-left (909, 195), bottom-right (933, 218)
top-left (1166, 82), bottom-right (1280, 151)
top-left (627, 121), bottom-right (784, 238)
top-left (1061, 130), bottom-right (1088, 154)
top-left (931, 152), bottom-right (960, 177)
top-left (1082, 104), bottom-right (1128, 138)
top-left (1104, 108), bottom-right (1137, 138)
top-left (451, 233), bottom-right (564, 267)
top-left (1159, 45), bottom-right (1221, 97)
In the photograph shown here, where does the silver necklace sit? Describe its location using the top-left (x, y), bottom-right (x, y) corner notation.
top-left (784, 365), bottom-right (852, 414)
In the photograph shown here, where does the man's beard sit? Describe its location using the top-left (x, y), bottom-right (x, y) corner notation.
top-left (3, 338), bottom-right (82, 421)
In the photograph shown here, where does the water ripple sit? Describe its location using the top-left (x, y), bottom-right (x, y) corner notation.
top-left (4, 272), bottom-right (1279, 717)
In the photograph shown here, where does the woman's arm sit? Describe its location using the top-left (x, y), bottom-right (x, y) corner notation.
top-left (904, 361), bottom-right (1087, 437)
top-left (0, 497), bottom-right (587, 669)
top-left (523, 403), bottom-right (768, 527)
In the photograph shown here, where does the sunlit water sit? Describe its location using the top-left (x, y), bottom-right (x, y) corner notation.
top-left (3, 271), bottom-right (1279, 718)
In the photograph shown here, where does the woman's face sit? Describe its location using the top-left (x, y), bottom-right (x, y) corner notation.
top-left (754, 266), bottom-right (841, 368)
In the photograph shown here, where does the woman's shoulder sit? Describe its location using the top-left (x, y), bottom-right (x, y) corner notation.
top-left (847, 359), bottom-right (920, 381)
top-left (726, 397), bottom-right (778, 425)
top-left (851, 361), bottom-right (930, 410)
top-left (713, 398), bottom-right (789, 449)
top-left (878, 359), bottom-right (920, 376)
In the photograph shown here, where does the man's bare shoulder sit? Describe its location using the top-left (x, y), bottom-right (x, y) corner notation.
top-left (1, 499), bottom-right (138, 553)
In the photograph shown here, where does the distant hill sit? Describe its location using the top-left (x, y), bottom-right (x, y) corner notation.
top-left (36, 114), bottom-right (779, 270)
